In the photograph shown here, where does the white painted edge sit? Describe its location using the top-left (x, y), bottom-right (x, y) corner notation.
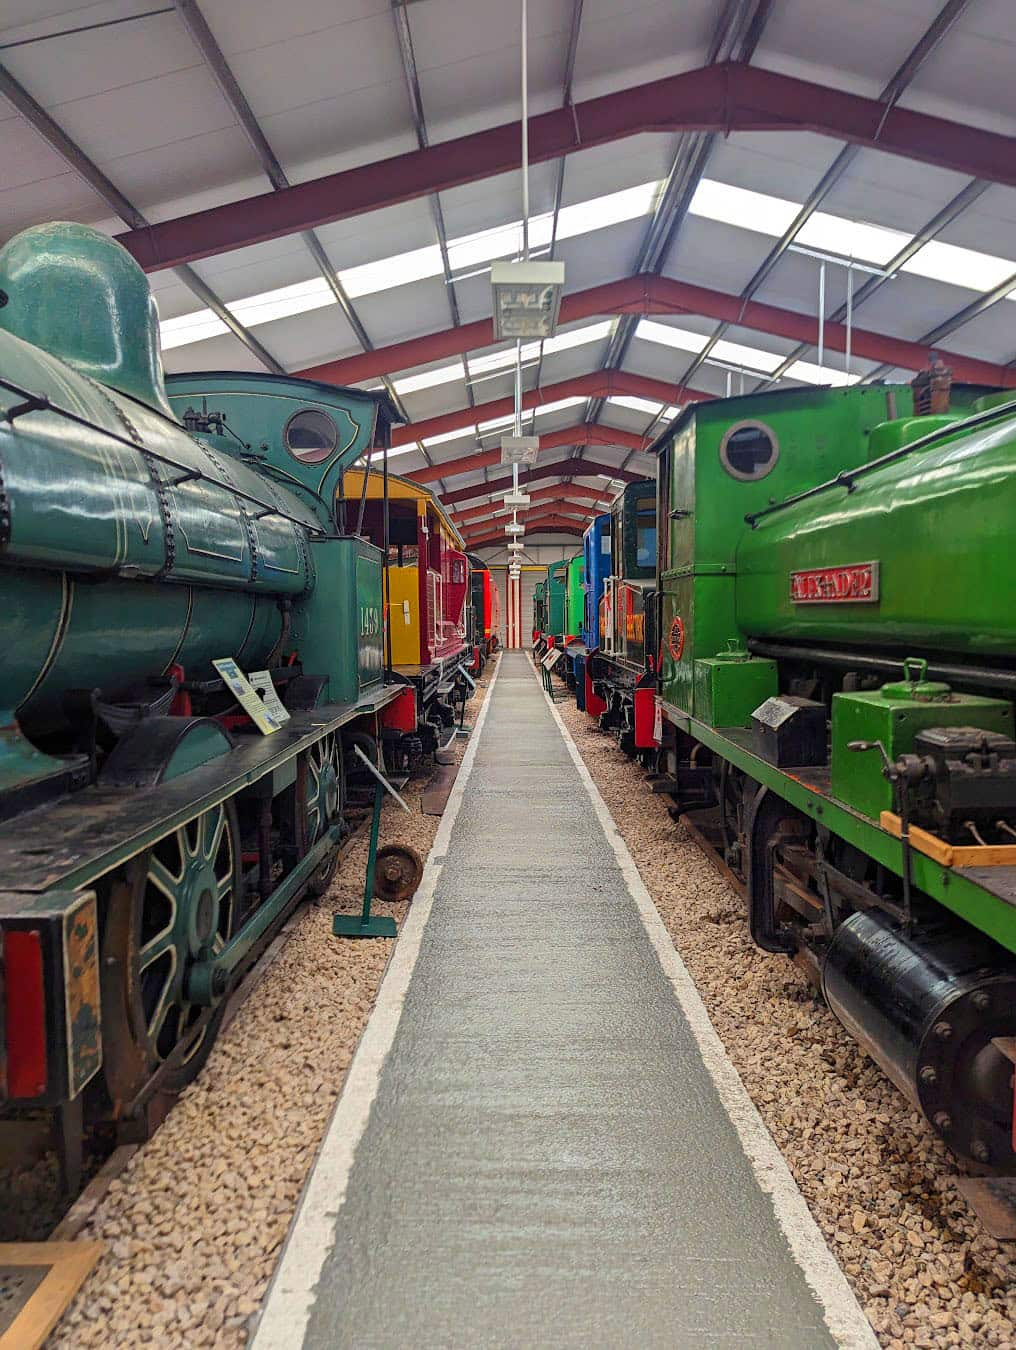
top-left (251, 654), bottom-right (503, 1350)
top-left (531, 655), bottom-right (880, 1350)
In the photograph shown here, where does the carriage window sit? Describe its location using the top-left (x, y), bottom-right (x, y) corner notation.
top-left (284, 408), bottom-right (338, 464)
top-left (636, 505), bottom-right (656, 568)
top-left (720, 420), bottom-right (779, 481)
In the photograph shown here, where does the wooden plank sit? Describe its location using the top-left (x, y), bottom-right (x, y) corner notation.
top-left (879, 812), bottom-right (1016, 868)
top-left (0, 1241), bottom-right (102, 1349)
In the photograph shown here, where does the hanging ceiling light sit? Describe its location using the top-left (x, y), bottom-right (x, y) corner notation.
top-left (491, 260), bottom-right (565, 340)
top-left (500, 435), bottom-right (539, 466)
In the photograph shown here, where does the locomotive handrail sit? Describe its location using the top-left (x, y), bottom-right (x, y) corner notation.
top-left (0, 375), bottom-right (327, 536)
top-left (743, 395), bottom-right (1016, 528)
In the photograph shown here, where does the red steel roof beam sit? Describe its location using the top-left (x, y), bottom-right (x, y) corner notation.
top-left (116, 63), bottom-right (1016, 272)
top-left (302, 274), bottom-right (1016, 392)
top-left (452, 483), bottom-right (611, 523)
top-left (409, 421), bottom-right (648, 484)
top-left (468, 523), bottom-right (586, 547)
top-left (461, 504), bottom-right (598, 540)
top-left (393, 371), bottom-right (702, 450)
top-left (439, 458), bottom-right (648, 508)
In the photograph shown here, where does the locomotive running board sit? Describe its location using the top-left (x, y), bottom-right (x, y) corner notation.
top-left (0, 684), bottom-right (405, 896)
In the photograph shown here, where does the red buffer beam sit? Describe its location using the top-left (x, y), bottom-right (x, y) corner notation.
top-left (393, 371), bottom-right (702, 450)
top-left (439, 458), bottom-right (648, 508)
top-left (116, 63), bottom-right (1016, 272)
top-left (302, 274), bottom-right (1016, 392)
top-left (410, 422), bottom-right (648, 485)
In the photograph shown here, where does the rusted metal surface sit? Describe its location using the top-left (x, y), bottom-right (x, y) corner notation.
top-left (373, 846), bottom-right (423, 903)
top-left (952, 1177), bottom-right (1016, 1240)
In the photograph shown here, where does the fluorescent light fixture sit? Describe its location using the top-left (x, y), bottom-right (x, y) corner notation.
top-left (508, 540), bottom-right (524, 552)
top-left (503, 491), bottom-right (531, 507)
top-left (491, 261), bottom-right (565, 340)
top-left (500, 435), bottom-right (540, 466)
top-left (505, 521), bottom-right (525, 535)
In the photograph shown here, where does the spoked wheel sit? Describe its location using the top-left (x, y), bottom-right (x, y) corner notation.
top-left (300, 732), bottom-right (344, 897)
top-left (101, 799), bottom-right (242, 1110)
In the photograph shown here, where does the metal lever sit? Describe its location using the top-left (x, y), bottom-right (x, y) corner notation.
top-left (849, 738), bottom-right (913, 929)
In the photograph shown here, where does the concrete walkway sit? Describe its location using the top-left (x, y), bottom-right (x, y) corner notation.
top-left (255, 651), bottom-right (875, 1349)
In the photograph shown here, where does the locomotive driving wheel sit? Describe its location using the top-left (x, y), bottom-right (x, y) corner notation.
top-left (299, 732), bottom-right (344, 896)
top-left (101, 799), bottom-right (242, 1111)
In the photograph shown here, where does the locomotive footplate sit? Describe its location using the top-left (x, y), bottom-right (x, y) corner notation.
top-left (0, 684), bottom-right (405, 896)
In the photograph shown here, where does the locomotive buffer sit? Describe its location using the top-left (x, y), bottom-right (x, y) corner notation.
top-left (255, 652), bottom-right (875, 1348)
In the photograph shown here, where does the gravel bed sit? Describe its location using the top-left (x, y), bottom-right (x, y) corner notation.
top-left (41, 657), bottom-right (497, 1349)
top-left (555, 685), bottom-right (1016, 1349)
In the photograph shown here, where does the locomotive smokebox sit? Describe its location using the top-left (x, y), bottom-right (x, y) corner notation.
top-left (821, 909), bottom-right (1016, 1166)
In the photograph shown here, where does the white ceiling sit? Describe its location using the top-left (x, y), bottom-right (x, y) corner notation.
top-left (3, 0), bottom-right (1016, 539)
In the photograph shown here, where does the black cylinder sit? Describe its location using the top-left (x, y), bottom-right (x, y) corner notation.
top-left (821, 909), bottom-right (1016, 1165)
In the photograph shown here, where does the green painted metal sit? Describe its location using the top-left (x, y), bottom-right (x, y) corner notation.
top-left (547, 560), bottom-right (568, 637)
top-left (693, 643), bottom-right (777, 729)
top-left (188, 822), bottom-right (344, 1004)
top-left (161, 721), bottom-right (234, 782)
top-left (658, 385), bottom-right (916, 718)
top-left (332, 780), bottom-right (398, 939)
top-left (664, 702), bottom-right (1016, 954)
top-left (565, 554), bottom-right (585, 640)
top-left (831, 679), bottom-right (1013, 819)
top-left (291, 537), bottom-right (385, 704)
top-left (164, 371), bottom-right (394, 534)
top-left (653, 382), bottom-right (1016, 958)
top-left (0, 222), bottom-right (174, 418)
top-left (737, 401), bottom-right (1016, 657)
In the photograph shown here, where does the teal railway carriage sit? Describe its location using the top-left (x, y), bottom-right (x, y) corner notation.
top-left (0, 222), bottom-right (407, 1173)
top-left (648, 377), bottom-right (1016, 1166)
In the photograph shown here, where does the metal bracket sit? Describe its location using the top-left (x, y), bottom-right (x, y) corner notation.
top-left (333, 746), bottom-right (411, 939)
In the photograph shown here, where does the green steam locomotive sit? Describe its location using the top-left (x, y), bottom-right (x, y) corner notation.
top-left (590, 374), bottom-right (1016, 1167)
top-left (0, 222), bottom-right (437, 1176)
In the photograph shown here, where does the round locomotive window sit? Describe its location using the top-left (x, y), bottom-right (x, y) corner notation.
top-left (284, 408), bottom-right (338, 464)
top-left (719, 420), bottom-right (779, 481)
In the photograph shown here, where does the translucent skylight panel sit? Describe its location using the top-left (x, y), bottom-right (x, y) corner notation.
top-left (710, 337), bottom-right (784, 373)
top-left (636, 320), bottom-right (783, 376)
top-left (393, 361), bottom-right (467, 395)
top-left (689, 179), bottom-right (911, 267)
top-left (784, 360), bottom-right (860, 387)
top-left (900, 239), bottom-right (1016, 293)
top-left (341, 243), bottom-right (443, 298)
top-left (158, 182), bottom-right (659, 352)
top-left (796, 212), bottom-right (909, 266)
top-left (554, 181), bottom-right (661, 241)
top-left (160, 312), bottom-right (229, 350)
top-left (688, 179), bottom-right (801, 237)
top-left (634, 319), bottom-right (708, 354)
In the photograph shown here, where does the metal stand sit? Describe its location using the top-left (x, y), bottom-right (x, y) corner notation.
top-left (333, 745), bottom-right (411, 939)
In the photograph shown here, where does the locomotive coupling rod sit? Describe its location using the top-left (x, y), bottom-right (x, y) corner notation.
top-left (186, 822), bottom-right (343, 1006)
